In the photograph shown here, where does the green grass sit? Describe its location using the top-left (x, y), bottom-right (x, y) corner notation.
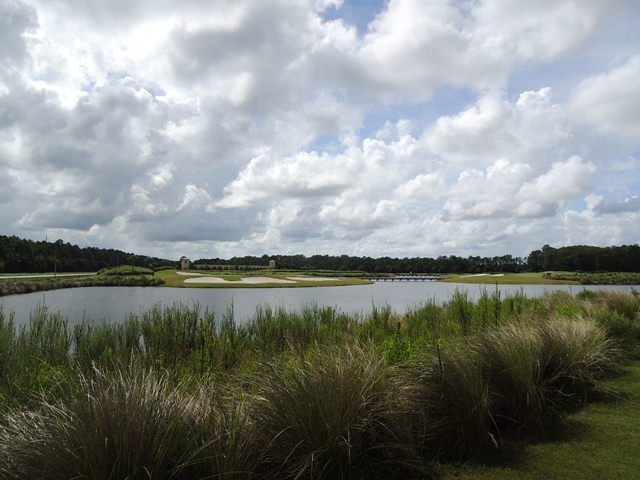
top-left (442, 272), bottom-right (581, 285)
top-left (438, 362), bottom-right (640, 480)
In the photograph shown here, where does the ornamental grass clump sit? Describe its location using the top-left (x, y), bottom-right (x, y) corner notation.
top-left (473, 323), bottom-right (544, 431)
top-left (404, 345), bottom-right (493, 460)
top-left (0, 361), bottom-right (194, 480)
top-left (177, 382), bottom-right (259, 479)
top-left (252, 343), bottom-right (417, 479)
top-left (594, 290), bottom-right (640, 321)
top-left (539, 315), bottom-right (619, 404)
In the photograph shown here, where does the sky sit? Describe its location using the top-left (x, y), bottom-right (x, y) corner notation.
top-left (1, 0), bottom-right (639, 261)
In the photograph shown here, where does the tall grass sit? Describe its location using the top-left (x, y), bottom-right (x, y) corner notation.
top-left (252, 343), bottom-right (418, 479)
top-left (0, 360), bottom-right (193, 479)
top-left (403, 345), bottom-right (493, 460)
top-left (0, 290), bottom-right (634, 477)
top-left (539, 315), bottom-right (619, 404)
top-left (473, 323), bottom-right (543, 430)
top-left (593, 290), bottom-right (640, 321)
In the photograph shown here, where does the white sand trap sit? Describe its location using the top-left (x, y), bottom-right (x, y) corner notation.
top-left (176, 271), bottom-right (204, 276)
top-left (287, 276), bottom-right (337, 281)
top-left (184, 276), bottom-right (295, 284)
top-left (460, 273), bottom-right (505, 278)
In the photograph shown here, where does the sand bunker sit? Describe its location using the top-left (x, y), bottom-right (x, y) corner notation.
top-left (184, 276), bottom-right (295, 284)
top-left (460, 273), bottom-right (505, 278)
top-left (287, 276), bottom-right (338, 281)
top-left (177, 271), bottom-right (339, 284)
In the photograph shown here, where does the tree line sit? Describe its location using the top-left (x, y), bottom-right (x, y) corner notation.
top-left (196, 244), bottom-right (640, 274)
top-left (0, 236), bottom-right (173, 274)
top-left (1, 234), bottom-right (639, 274)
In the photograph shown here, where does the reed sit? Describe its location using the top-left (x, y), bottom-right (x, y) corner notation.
top-left (445, 289), bottom-right (474, 336)
top-left (73, 317), bottom-right (142, 371)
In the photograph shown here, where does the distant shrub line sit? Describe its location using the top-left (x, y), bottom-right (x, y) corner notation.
top-left (544, 271), bottom-right (640, 285)
top-left (0, 289), bottom-right (638, 478)
top-left (0, 271), bottom-right (164, 297)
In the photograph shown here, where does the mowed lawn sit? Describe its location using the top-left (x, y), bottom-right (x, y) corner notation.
top-left (443, 272), bottom-right (580, 285)
top-left (440, 361), bottom-right (640, 479)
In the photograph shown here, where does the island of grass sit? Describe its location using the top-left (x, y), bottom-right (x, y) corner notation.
top-left (155, 268), bottom-right (371, 288)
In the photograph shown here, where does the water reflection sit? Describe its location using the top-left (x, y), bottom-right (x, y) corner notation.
top-left (0, 282), bottom-right (635, 326)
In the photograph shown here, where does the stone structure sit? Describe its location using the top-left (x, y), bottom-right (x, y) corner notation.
top-left (180, 256), bottom-right (190, 271)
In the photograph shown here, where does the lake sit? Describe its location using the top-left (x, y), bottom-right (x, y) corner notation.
top-left (0, 282), bottom-right (635, 326)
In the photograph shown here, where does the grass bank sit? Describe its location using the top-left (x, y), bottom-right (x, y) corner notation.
top-left (442, 272), bottom-right (580, 285)
top-left (439, 361), bottom-right (640, 479)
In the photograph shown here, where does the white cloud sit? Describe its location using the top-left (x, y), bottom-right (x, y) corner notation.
top-left (569, 56), bottom-right (640, 137)
top-left (425, 88), bottom-right (569, 167)
top-left (0, 0), bottom-right (638, 259)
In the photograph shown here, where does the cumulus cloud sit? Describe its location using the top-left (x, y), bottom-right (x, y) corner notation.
top-left (569, 56), bottom-right (640, 137)
top-left (0, 0), bottom-right (638, 260)
top-left (425, 88), bottom-right (569, 167)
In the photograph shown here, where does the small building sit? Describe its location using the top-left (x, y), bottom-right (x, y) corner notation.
top-left (180, 256), bottom-right (190, 271)
top-left (269, 259), bottom-right (276, 268)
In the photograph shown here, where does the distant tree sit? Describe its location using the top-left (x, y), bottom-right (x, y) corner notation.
top-left (127, 255), bottom-right (137, 271)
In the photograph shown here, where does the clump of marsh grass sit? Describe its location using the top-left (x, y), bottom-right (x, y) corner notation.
top-left (594, 309), bottom-right (640, 355)
top-left (252, 343), bottom-right (417, 479)
top-left (404, 345), bottom-right (493, 460)
top-left (404, 299), bottom-right (452, 342)
top-left (1, 305), bottom-right (72, 404)
top-left (0, 360), bottom-right (194, 479)
top-left (539, 315), bottom-right (620, 404)
top-left (178, 380), bottom-right (260, 479)
top-left (73, 317), bottom-right (142, 371)
top-left (473, 323), bottom-right (544, 431)
top-left (445, 290), bottom-right (475, 336)
top-left (593, 290), bottom-right (640, 321)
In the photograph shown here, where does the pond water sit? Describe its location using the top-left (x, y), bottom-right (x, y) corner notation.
top-left (0, 282), bottom-right (635, 326)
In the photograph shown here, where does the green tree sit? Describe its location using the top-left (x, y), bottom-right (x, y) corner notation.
top-left (127, 255), bottom-right (137, 271)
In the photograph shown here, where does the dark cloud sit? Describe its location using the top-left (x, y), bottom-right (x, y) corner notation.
top-left (0, 0), bottom-right (38, 72)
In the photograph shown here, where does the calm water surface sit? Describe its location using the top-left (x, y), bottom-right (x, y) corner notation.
top-left (0, 282), bottom-right (635, 326)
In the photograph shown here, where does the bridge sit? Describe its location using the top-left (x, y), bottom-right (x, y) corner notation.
top-left (360, 275), bottom-right (441, 282)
